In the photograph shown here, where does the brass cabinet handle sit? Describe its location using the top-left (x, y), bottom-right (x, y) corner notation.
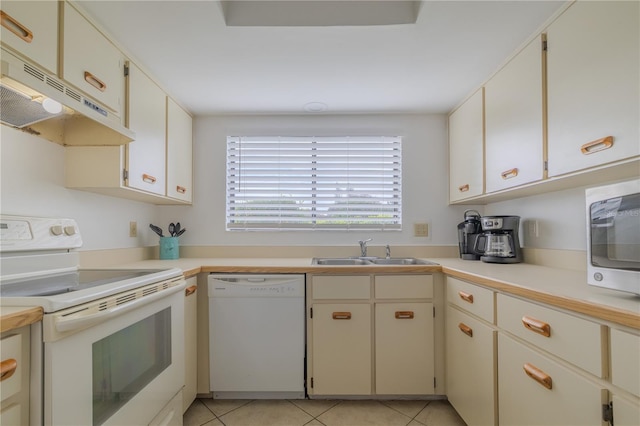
top-left (332, 312), bottom-right (351, 320)
top-left (176, 185), bottom-right (187, 194)
top-left (458, 322), bottom-right (473, 337)
top-left (185, 285), bottom-right (197, 297)
top-left (581, 136), bottom-right (614, 155)
top-left (523, 363), bottom-right (552, 390)
top-left (458, 184), bottom-right (470, 193)
top-left (522, 315), bottom-right (551, 337)
top-left (0, 358), bottom-right (17, 381)
top-left (142, 174), bottom-right (157, 184)
top-left (458, 290), bottom-right (474, 304)
top-left (501, 168), bottom-right (519, 180)
top-left (395, 311), bottom-right (414, 319)
top-left (84, 71), bottom-right (107, 92)
top-left (1, 11), bottom-right (33, 43)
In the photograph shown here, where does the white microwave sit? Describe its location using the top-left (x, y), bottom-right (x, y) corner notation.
top-left (585, 178), bottom-right (640, 295)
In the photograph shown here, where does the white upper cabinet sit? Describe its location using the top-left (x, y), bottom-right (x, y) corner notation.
top-left (449, 89), bottom-right (484, 202)
top-left (485, 36), bottom-right (544, 193)
top-left (61, 2), bottom-right (124, 116)
top-left (0, 0), bottom-right (58, 73)
top-left (126, 62), bottom-right (167, 196)
top-left (166, 98), bottom-right (193, 202)
top-left (546, 1), bottom-right (640, 177)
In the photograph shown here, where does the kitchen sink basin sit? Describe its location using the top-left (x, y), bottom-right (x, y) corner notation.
top-left (311, 257), bottom-right (438, 266)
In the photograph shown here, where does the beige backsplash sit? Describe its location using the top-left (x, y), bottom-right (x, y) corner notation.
top-left (79, 244), bottom-right (586, 272)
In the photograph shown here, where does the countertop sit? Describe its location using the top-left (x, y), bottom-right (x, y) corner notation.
top-left (3, 257), bottom-right (639, 332)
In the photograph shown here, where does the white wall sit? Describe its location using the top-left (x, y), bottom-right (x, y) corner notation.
top-left (158, 113), bottom-right (478, 247)
top-left (0, 126), bottom-right (159, 250)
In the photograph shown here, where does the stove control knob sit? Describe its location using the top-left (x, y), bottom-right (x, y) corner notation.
top-left (50, 225), bottom-right (64, 236)
top-left (64, 226), bottom-right (76, 236)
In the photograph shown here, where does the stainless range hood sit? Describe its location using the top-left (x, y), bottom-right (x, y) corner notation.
top-left (1, 48), bottom-right (135, 146)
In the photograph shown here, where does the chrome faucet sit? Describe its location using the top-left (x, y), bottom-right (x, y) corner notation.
top-left (358, 238), bottom-right (372, 257)
top-left (385, 244), bottom-right (391, 259)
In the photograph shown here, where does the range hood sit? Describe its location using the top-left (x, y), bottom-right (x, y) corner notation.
top-left (0, 48), bottom-right (135, 146)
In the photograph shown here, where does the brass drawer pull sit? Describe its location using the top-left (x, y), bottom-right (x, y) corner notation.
top-left (84, 71), bottom-right (107, 92)
top-left (458, 184), bottom-right (470, 193)
top-left (501, 168), bottom-right (519, 180)
top-left (523, 363), bottom-right (552, 390)
top-left (581, 136), bottom-right (613, 155)
top-left (185, 285), bottom-right (197, 297)
top-left (458, 290), bottom-right (474, 304)
top-left (332, 312), bottom-right (351, 320)
top-left (522, 315), bottom-right (551, 337)
top-left (1, 11), bottom-right (33, 43)
top-left (142, 174), bottom-right (157, 184)
top-left (395, 311), bottom-right (414, 319)
top-left (176, 185), bottom-right (187, 194)
top-left (0, 358), bottom-right (17, 381)
top-left (458, 322), bottom-right (473, 337)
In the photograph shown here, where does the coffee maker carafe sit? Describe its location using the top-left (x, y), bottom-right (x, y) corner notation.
top-left (457, 210), bottom-right (483, 260)
top-left (474, 215), bottom-right (523, 264)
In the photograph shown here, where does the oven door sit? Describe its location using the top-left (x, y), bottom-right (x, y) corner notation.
top-left (42, 280), bottom-right (185, 426)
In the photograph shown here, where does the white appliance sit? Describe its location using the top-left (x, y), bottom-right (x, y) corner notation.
top-left (208, 274), bottom-right (305, 399)
top-left (0, 215), bottom-right (185, 426)
top-left (585, 178), bottom-right (640, 295)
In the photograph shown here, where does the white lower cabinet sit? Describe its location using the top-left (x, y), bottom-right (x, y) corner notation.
top-left (183, 277), bottom-right (198, 413)
top-left (446, 305), bottom-right (496, 426)
top-left (0, 326), bottom-right (30, 426)
top-left (611, 394), bottom-right (640, 426)
top-left (498, 333), bottom-right (604, 425)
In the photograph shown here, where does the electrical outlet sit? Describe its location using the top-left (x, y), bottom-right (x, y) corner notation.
top-left (129, 221), bottom-right (137, 237)
top-left (414, 223), bottom-right (429, 237)
top-left (528, 220), bottom-right (539, 238)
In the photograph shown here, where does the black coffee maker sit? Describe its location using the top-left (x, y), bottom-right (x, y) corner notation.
top-left (457, 210), bottom-right (483, 260)
top-left (474, 215), bottom-right (523, 264)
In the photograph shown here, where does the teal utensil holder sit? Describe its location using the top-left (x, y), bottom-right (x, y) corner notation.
top-left (159, 236), bottom-right (179, 260)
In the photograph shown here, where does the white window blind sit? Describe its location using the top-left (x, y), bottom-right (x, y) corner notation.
top-left (226, 136), bottom-right (402, 231)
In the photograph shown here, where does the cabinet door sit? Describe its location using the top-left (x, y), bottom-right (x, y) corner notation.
top-left (167, 98), bottom-right (193, 202)
top-left (126, 62), bottom-right (166, 196)
top-left (0, 0), bottom-right (58, 73)
top-left (449, 89), bottom-right (484, 202)
top-left (498, 333), bottom-right (604, 425)
top-left (183, 277), bottom-right (197, 413)
top-left (375, 302), bottom-right (433, 394)
top-left (546, 1), bottom-right (640, 177)
top-left (446, 306), bottom-right (496, 426)
top-left (311, 303), bottom-right (371, 395)
top-left (610, 328), bottom-right (640, 397)
top-left (61, 2), bottom-right (124, 115)
top-left (485, 36), bottom-right (544, 192)
top-left (612, 394), bottom-right (640, 426)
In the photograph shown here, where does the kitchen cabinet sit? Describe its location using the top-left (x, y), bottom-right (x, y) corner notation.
top-left (183, 277), bottom-right (197, 413)
top-left (307, 274), bottom-right (436, 396)
top-left (448, 88), bottom-right (483, 202)
top-left (0, 325), bottom-right (30, 425)
top-left (166, 98), bottom-right (193, 202)
top-left (546, 1), bottom-right (640, 177)
top-left (61, 1), bottom-right (125, 117)
top-left (484, 36), bottom-right (544, 193)
top-left (0, 0), bottom-right (58, 74)
top-left (445, 277), bottom-right (496, 426)
top-left (126, 61), bottom-right (167, 196)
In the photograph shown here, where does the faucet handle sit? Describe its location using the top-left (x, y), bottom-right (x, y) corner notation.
top-left (358, 238), bottom-right (373, 257)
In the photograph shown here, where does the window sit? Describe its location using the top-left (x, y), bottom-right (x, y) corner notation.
top-left (226, 136), bottom-right (402, 231)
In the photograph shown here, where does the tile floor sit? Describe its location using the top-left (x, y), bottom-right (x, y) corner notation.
top-left (183, 398), bottom-right (467, 426)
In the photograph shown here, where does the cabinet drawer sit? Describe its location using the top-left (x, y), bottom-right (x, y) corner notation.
top-left (447, 277), bottom-right (494, 323)
top-left (374, 275), bottom-right (432, 299)
top-left (498, 333), bottom-right (604, 426)
top-left (0, 334), bottom-right (22, 403)
top-left (446, 305), bottom-right (496, 426)
top-left (311, 275), bottom-right (370, 299)
top-left (610, 328), bottom-right (640, 397)
top-left (497, 293), bottom-right (604, 377)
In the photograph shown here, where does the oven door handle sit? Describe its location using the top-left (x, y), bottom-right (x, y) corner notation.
top-left (54, 284), bottom-right (184, 333)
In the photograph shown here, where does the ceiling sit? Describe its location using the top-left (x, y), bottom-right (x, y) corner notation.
top-left (76, 0), bottom-right (567, 116)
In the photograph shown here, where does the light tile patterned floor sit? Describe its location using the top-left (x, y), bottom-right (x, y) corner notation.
top-left (184, 398), bottom-right (467, 426)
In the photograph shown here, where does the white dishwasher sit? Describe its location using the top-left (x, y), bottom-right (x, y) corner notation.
top-left (208, 273), bottom-right (305, 399)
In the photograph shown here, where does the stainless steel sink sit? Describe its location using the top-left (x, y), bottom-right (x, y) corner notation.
top-left (311, 257), bottom-right (438, 266)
